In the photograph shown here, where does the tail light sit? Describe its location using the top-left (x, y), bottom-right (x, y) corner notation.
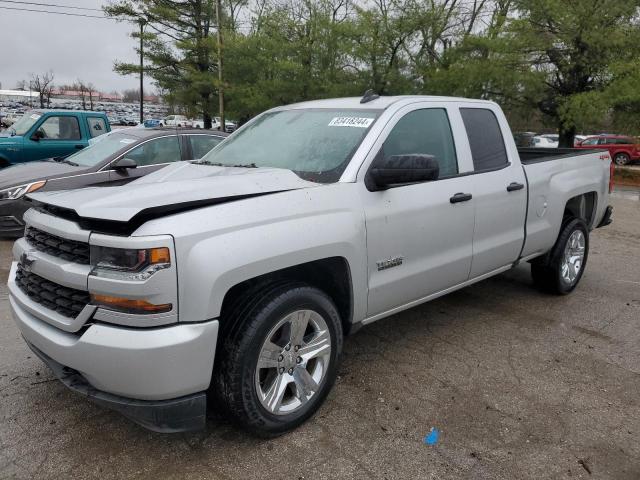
top-left (609, 160), bottom-right (615, 193)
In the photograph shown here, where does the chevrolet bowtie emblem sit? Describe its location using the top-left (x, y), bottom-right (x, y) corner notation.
top-left (20, 252), bottom-right (35, 272)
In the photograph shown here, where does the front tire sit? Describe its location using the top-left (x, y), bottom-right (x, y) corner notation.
top-left (214, 282), bottom-right (343, 437)
top-left (614, 153), bottom-right (630, 166)
top-left (531, 218), bottom-right (589, 295)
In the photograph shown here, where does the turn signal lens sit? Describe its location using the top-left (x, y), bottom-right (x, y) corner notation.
top-left (27, 181), bottom-right (46, 194)
top-left (91, 294), bottom-right (172, 314)
top-left (149, 247), bottom-right (170, 264)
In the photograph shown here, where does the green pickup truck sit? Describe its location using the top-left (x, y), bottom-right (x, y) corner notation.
top-left (0, 110), bottom-right (111, 167)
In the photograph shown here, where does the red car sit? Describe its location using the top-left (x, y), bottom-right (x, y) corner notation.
top-left (576, 135), bottom-right (640, 166)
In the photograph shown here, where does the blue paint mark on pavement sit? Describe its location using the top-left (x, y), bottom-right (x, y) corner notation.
top-left (424, 428), bottom-right (439, 445)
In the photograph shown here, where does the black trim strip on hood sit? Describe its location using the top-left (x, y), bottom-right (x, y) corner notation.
top-left (28, 190), bottom-right (290, 236)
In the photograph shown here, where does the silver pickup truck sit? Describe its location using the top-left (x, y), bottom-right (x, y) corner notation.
top-left (8, 95), bottom-right (613, 436)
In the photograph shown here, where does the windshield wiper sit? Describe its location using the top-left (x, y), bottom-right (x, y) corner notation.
top-left (57, 158), bottom-right (79, 166)
top-left (194, 160), bottom-right (257, 168)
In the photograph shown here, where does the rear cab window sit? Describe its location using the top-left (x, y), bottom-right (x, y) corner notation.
top-left (460, 108), bottom-right (509, 171)
top-left (87, 117), bottom-right (107, 138)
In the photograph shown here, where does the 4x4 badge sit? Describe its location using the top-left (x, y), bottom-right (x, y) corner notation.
top-left (20, 252), bottom-right (35, 272)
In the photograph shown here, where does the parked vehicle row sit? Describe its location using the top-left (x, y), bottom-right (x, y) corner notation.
top-left (163, 115), bottom-right (237, 133)
top-left (5, 95), bottom-right (613, 437)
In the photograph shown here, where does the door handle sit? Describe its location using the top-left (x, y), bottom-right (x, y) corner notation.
top-left (507, 182), bottom-right (524, 192)
top-left (75, 145), bottom-right (85, 150)
top-left (450, 192), bottom-right (473, 204)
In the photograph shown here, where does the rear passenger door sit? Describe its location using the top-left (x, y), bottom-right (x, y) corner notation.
top-left (459, 107), bottom-right (527, 278)
top-left (362, 104), bottom-right (477, 317)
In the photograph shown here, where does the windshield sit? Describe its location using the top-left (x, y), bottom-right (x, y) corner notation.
top-left (11, 112), bottom-right (41, 136)
top-left (201, 109), bottom-right (380, 183)
top-left (63, 132), bottom-right (138, 167)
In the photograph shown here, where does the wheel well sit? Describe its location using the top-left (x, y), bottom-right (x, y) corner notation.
top-left (564, 192), bottom-right (597, 227)
top-left (220, 257), bottom-right (354, 334)
top-left (0, 156), bottom-right (10, 168)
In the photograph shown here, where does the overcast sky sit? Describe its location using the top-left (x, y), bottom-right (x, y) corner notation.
top-left (0, 0), bottom-right (154, 92)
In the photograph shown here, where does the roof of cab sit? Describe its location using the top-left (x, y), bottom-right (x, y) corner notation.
top-left (279, 95), bottom-right (496, 111)
top-left (31, 109), bottom-right (107, 116)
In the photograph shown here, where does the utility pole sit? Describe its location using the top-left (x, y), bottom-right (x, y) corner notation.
top-left (215, 0), bottom-right (225, 132)
top-left (139, 18), bottom-right (145, 124)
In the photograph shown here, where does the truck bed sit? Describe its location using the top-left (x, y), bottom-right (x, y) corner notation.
top-left (518, 148), bottom-right (599, 164)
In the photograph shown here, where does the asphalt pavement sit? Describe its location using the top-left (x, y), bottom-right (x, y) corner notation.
top-left (0, 196), bottom-right (638, 479)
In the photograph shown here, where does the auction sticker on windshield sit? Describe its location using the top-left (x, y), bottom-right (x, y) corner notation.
top-left (328, 117), bottom-right (374, 128)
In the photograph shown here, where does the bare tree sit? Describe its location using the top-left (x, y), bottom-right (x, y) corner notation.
top-left (75, 79), bottom-right (88, 110)
top-left (86, 82), bottom-right (96, 110)
top-left (30, 71), bottom-right (55, 108)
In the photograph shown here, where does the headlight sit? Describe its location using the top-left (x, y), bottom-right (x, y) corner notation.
top-left (0, 181), bottom-right (46, 200)
top-left (90, 246), bottom-right (171, 281)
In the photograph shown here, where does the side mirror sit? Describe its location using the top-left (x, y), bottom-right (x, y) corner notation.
top-left (111, 158), bottom-right (138, 170)
top-left (30, 130), bottom-right (44, 141)
top-left (367, 153), bottom-right (439, 191)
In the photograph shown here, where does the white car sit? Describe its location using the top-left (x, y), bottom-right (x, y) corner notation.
top-left (533, 135), bottom-right (558, 148)
top-left (191, 118), bottom-right (221, 130)
top-left (161, 115), bottom-right (192, 128)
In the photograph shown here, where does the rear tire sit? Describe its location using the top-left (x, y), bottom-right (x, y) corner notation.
top-left (213, 282), bottom-right (343, 437)
top-left (531, 218), bottom-right (589, 295)
top-left (614, 153), bottom-right (630, 166)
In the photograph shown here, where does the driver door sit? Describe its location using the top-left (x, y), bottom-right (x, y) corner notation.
top-left (24, 115), bottom-right (84, 161)
top-left (361, 105), bottom-right (476, 318)
top-left (109, 135), bottom-right (183, 185)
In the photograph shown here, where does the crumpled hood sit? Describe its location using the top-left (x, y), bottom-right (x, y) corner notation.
top-left (28, 161), bottom-right (319, 224)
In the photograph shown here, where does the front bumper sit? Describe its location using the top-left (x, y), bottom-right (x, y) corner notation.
top-left (9, 279), bottom-right (219, 432)
top-left (26, 341), bottom-right (208, 433)
top-left (0, 198), bottom-right (29, 236)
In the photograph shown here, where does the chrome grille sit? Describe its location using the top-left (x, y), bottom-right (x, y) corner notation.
top-left (25, 227), bottom-right (90, 265)
top-left (15, 264), bottom-right (90, 318)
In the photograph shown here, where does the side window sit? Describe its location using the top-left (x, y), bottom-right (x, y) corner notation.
top-left (87, 117), bottom-right (107, 138)
top-left (189, 135), bottom-right (223, 159)
top-left (598, 138), bottom-right (609, 145)
top-left (582, 138), bottom-right (598, 146)
top-left (617, 138), bottom-right (633, 145)
top-left (460, 108), bottom-right (508, 171)
top-left (37, 116), bottom-right (81, 140)
top-left (124, 136), bottom-right (182, 166)
top-left (383, 108), bottom-right (458, 177)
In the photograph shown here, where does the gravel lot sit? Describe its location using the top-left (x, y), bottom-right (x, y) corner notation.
top-left (0, 196), bottom-right (638, 480)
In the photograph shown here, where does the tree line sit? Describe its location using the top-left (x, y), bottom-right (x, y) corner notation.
top-left (106, 0), bottom-right (640, 146)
